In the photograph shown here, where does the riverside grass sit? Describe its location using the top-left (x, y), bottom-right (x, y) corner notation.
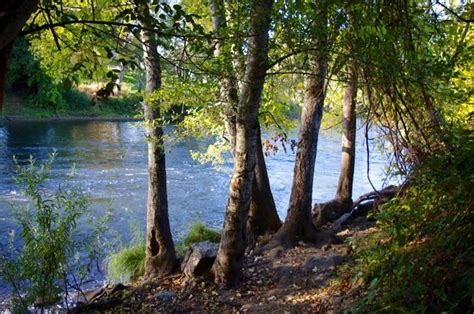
top-left (107, 222), bottom-right (221, 283)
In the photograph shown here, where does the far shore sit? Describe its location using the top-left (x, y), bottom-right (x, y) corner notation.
top-left (0, 115), bottom-right (143, 123)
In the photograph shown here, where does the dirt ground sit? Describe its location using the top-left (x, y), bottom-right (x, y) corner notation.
top-left (77, 218), bottom-right (375, 313)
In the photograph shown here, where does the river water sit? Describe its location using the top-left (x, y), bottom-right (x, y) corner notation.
top-left (0, 120), bottom-right (391, 297)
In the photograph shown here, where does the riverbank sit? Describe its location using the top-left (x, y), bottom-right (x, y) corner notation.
top-left (70, 218), bottom-right (372, 313)
top-left (0, 115), bottom-right (142, 123)
top-left (3, 88), bottom-right (142, 121)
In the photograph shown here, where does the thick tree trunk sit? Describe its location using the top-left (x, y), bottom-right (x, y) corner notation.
top-left (210, 0), bottom-right (280, 250)
top-left (246, 123), bottom-right (281, 248)
top-left (212, 0), bottom-right (273, 288)
top-left (134, 0), bottom-right (176, 279)
top-left (271, 4), bottom-right (328, 246)
top-left (0, 0), bottom-right (40, 115)
top-left (312, 65), bottom-right (357, 227)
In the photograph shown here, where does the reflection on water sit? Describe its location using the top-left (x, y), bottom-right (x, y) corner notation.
top-left (0, 120), bottom-right (392, 296)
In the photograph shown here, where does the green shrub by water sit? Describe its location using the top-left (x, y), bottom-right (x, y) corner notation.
top-left (107, 242), bottom-right (146, 284)
top-left (0, 153), bottom-right (112, 311)
top-left (106, 222), bottom-right (221, 283)
top-left (351, 127), bottom-right (474, 312)
top-left (175, 222), bottom-right (221, 256)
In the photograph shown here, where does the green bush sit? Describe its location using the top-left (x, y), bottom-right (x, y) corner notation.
top-left (107, 242), bottom-right (145, 284)
top-left (351, 127), bottom-right (474, 312)
top-left (0, 153), bottom-right (112, 311)
top-left (176, 222), bottom-right (221, 256)
top-left (106, 222), bottom-right (221, 283)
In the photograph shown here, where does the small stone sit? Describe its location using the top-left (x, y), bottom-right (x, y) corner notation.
top-left (188, 294), bottom-right (193, 299)
top-left (267, 295), bottom-right (277, 301)
top-left (256, 280), bottom-right (263, 285)
top-left (236, 292), bottom-right (242, 297)
top-left (155, 290), bottom-right (176, 304)
top-left (332, 255), bottom-right (345, 266)
top-left (298, 241), bottom-right (307, 246)
top-left (268, 247), bottom-right (283, 258)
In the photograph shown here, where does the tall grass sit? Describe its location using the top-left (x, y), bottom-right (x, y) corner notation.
top-left (106, 222), bottom-right (221, 283)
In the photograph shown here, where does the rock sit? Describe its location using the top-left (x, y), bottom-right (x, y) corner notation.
top-left (267, 295), bottom-right (277, 301)
top-left (332, 255), bottom-right (345, 266)
top-left (268, 247), bottom-right (283, 258)
top-left (155, 290), bottom-right (176, 304)
top-left (304, 255), bottom-right (344, 273)
top-left (181, 241), bottom-right (219, 278)
top-left (303, 256), bottom-right (319, 273)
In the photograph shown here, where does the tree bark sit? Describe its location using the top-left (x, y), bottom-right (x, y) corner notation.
top-left (0, 44), bottom-right (12, 115)
top-left (246, 122), bottom-right (281, 248)
top-left (212, 0), bottom-right (273, 288)
top-left (133, 0), bottom-right (176, 279)
top-left (312, 64), bottom-right (357, 227)
top-left (271, 3), bottom-right (328, 246)
top-left (210, 0), bottom-right (280, 250)
top-left (0, 0), bottom-right (40, 115)
top-left (336, 65), bottom-right (357, 201)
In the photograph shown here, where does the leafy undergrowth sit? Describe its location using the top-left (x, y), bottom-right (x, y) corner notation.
top-left (106, 223), bottom-right (221, 283)
top-left (175, 222), bottom-right (221, 257)
top-left (351, 128), bottom-right (474, 312)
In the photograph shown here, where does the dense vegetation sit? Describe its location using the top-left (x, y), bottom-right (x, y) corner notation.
top-left (0, 0), bottom-right (472, 311)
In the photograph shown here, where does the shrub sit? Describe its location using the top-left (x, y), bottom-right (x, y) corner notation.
top-left (351, 128), bottom-right (474, 312)
top-left (0, 153), bottom-right (112, 312)
top-left (175, 222), bottom-right (221, 256)
top-left (106, 222), bottom-right (221, 283)
top-left (107, 243), bottom-right (145, 284)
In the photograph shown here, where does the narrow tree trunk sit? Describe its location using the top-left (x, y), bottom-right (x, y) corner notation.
top-left (212, 0), bottom-right (273, 288)
top-left (312, 64), bottom-right (357, 227)
top-left (336, 66), bottom-right (357, 201)
top-left (133, 0), bottom-right (176, 279)
top-left (0, 44), bottom-right (12, 115)
top-left (271, 3), bottom-right (328, 246)
top-left (210, 0), bottom-right (280, 249)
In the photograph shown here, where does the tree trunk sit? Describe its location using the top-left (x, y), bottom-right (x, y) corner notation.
top-left (0, 0), bottom-right (40, 115)
top-left (271, 3), bottom-right (328, 246)
top-left (312, 64), bottom-right (357, 227)
top-left (133, 0), bottom-right (176, 279)
top-left (212, 0), bottom-right (273, 288)
top-left (210, 0), bottom-right (280, 250)
top-left (336, 65), bottom-right (357, 201)
top-left (0, 44), bottom-right (12, 115)
top-left (246, 123), bottom-right (281, 248)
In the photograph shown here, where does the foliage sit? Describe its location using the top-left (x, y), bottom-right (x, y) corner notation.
top-left (7, 37), bottom-right (67, 111)
top-left (351, 127), bottom-right (474, 312)
top-left (0, 153), bottom-right (112, 311)
top-left (106, 222), bottom-right (221, 283)
top-left (106, 220), bottom-right (145, 283)
top-left (107, 242), bottom-right (145, 284)
top-left (175, 222), bottom-right (221, 256)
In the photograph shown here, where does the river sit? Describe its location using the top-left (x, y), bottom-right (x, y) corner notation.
top-left (0, 120), bottom-right (391, 297)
